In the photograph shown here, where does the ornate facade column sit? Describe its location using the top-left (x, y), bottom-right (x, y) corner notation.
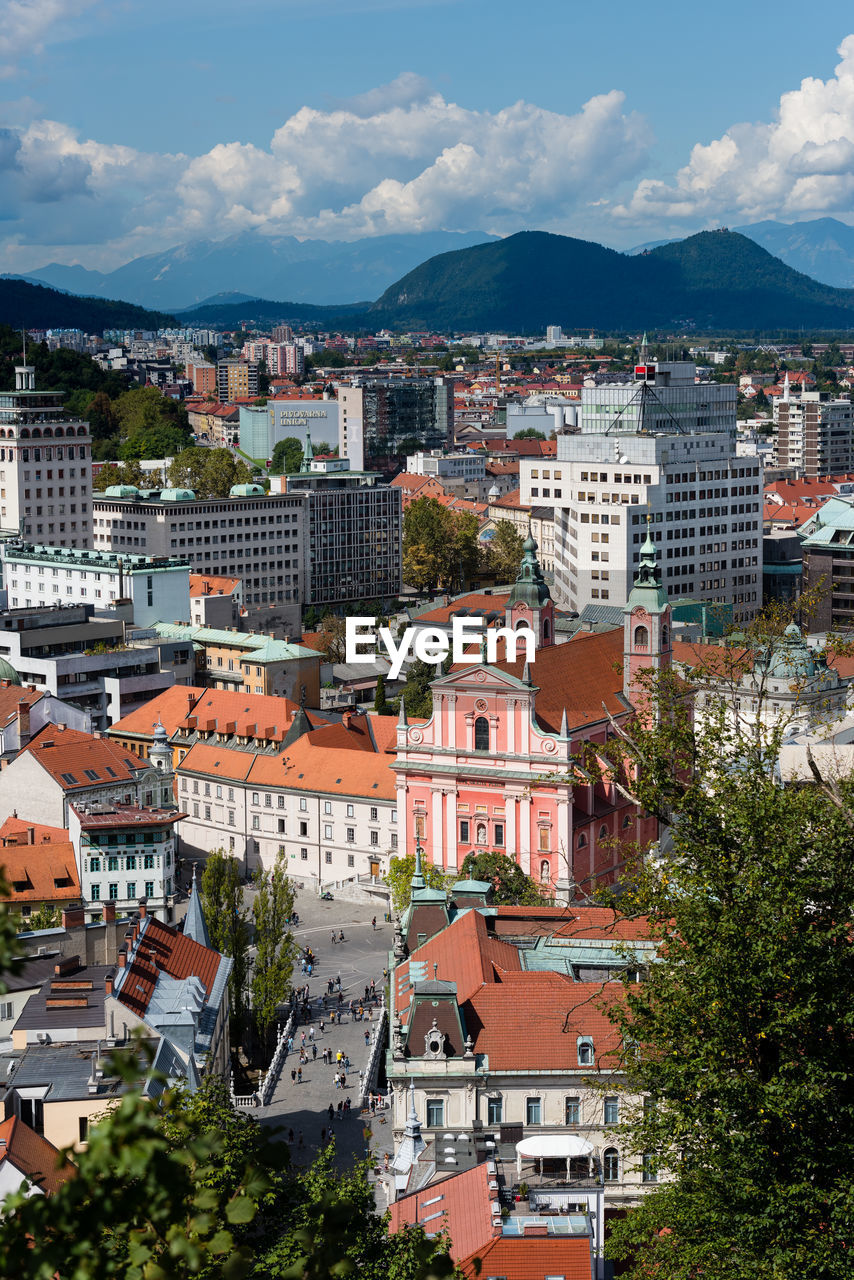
top-left (519, 793), bottom-right (532, 875)
top-left (446, 694), bottom-right (457, 749)
top-left (445, 790), bottom-right (458, 873)
top-left (431, 788), bottom-right (444, 867)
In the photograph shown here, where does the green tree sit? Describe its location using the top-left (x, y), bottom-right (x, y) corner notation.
top-left (600, 649), bottom-right (854, 1279)
top-left (385, 851), bottom-right (450, 912)
top-left (485, 520), bottom-right (524, 582)
top-left (374, 674), bottom-right (390, 714)
top-left (403, 497), bottom-right (480, 593)
top-left (317, 613), bottom-right (347, 664)
top-left (114, 386), bottom-right (193, 460)
top-left (513, 427), bottom-right (545, 440)
top-left (459, 850), bottom-right (544, 905)
top-left (0, 1042), bottom-right (265, 1279)
top-left (251, 858), bottom-right (296, 1048)
top-left (396, 657), bottom-right (435, 719)
top-left (168, 448), bottom-right (252, 498)
top-left (168, 447), bottom-right (210, 493)
top-left (201, 850), bottom-right (251, 1045)
top-left (19, 903), bottom-right (60, 931)
top-left (271, 436), bottom-right (305, 474)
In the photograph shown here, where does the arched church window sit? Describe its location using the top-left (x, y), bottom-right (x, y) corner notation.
top-left (661, 624), bottom-right (670, 648)
top-left (474, 716), bottom-right (489, 751)
top-left (634, 624), bottom-right (649, 648)
top-left (543, 618), bottom-right (551, 641)
top-left (577, 833), bottom-right (587, 848)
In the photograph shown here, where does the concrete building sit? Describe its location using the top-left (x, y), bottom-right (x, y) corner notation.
top-left (772, 388), bottom-right (854, 476)
top-left (188, 573), bottom-right (241, 629)
top-left (0, 604), bottom-right (192, 731)
top-left (405, 450), bottom-right (486, 483)
top-left (801, 496), bottom-right (854, 630)
top-left (238, 398), bottom-right (339, 464)
top-left (277, 455), bottom-right (403, 608)
top-left (545, 360), bottom-right (761, 621)
top-left (150, 623), bottom-right (322, 705)
top-left (338, 377), bottom-right (454, 470)
top-left (0, 361), bottom-right (92, 548)
top-left (216, 359), bottom-right (258, 402)
top-left (92, 483), bottom-right (305, 636)
top-left (1, 541), bottom-right (190, 628)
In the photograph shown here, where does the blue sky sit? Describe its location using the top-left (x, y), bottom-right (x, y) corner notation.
top-left (2, 0), bottom-right (854, 271)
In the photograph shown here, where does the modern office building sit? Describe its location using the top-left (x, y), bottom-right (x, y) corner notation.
top-left (238, 398), bottom-right (338, 463)
top-left (92, 483), bottom-right (305, 636)
top-left (0, 361), bottom-right (93, 548)
top-left (337, 377), bottom-right (454, 470)
top-left (533, 360), bottom-right (762, 621)
top-left (275, 455), bottom-right (403, 607)
top-left (772, 387), bottom-right (854, 476)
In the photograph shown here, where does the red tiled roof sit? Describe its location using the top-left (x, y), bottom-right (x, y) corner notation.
top-left (0, 816), bottom-right (68, 845)
top-left (0, 683), bottom-right (42, 729)
top-left (189, 574), bottom-right (241, 597)
top-left (467, 977), bottom-right (627, 1070)
top-left (389, 1163), bottom-right (494, 1261)
top-left (0, 1116), bottom-right (75, 1196)
top-left (0, 836), bottom-right (79, 904)
top-left (415, 592), bottom-right (511, 626)
top-left (462, 1236), bottom-right (592, 1280)
top-left (398, 910), bottom-right (521, 1011)
top-left (117, 916), bottom-right (223, 1019)
top-left (110, 686), bottom-right (207, 740)
top-left (111, 686), bottom-right (326, 745)
top-left (21, 726), bottom-right (143, 790)
top-left (493, 629), bottom-right (626, 732)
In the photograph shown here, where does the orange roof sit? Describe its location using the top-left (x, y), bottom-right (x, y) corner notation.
top-left (490, 488), bottom-right (523, 509)
top-left (0, 815), bottom-right (68, 845)
top-left (189, 574), bottom-right (241, 597)
top-left (117, 916), bottom-right (223, 1020)
top-left (0, 835), bottom-right (79, 904)
top-left (21, 726), bottom-right (143, 790)
top-left (111, 686), bottom-right (326, 745)
top-left (389, 1163), bottom-right (494, 1261)
top-left (0, 1117), bottom-right (75, 1196)
top-left (493, 629), bottom-right (626, 732)
top-left (178, 742), bottom-right (255, 782)
top-left (0, 683), bottom-right (42, 729)
top-left (462, 1236), bottom-right (592, 1280)
top-left (415, 592), bottom-right (511, 626)
top-left (398, 910), bottom-right (521, 1008)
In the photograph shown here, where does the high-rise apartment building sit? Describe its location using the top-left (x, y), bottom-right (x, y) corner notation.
top-left (272, 325), bottom-right (293, 344)
top-left (216, 360), bottom-right (258, 403)
top-left (0, 362), bottom-right (92, 548)
top-left (187, 361), bottom-right (217, 397)
top-left (540, 360), bottom-right (762, 622)
top-left (772, 388), bottom-right (854, 476)
top-left (337, 376), bottom-right (454, 470)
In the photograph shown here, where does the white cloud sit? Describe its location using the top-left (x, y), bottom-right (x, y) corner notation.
top-left (0, 0), bottom-right (101, 78)
top-left (613, 34), bottom-right (854, 227)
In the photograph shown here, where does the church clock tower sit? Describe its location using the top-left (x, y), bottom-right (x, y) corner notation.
top-left (623, 523), bottom-right (672, 710)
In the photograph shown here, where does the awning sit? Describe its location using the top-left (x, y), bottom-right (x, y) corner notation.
top-left (516, 1135), bottom-right (593, 1161)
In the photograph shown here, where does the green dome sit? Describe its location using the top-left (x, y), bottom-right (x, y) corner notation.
top-left (0, 656), bottom-right (21, 686)
top-left (766, 623), bottom-right (817, 679)
top-left (103, 484), bottom-right (140, 498)
top-left (159, 488), bottom-right (196, 501)
top-left (229, 483), bottom-right (265, 497)
top-left (508, 529), bottom-right (551, 608)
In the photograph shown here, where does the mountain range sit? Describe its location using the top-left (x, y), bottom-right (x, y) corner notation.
top-left (12, 231), bottom-right (496, 312)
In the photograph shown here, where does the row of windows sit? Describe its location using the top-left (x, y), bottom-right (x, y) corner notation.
top-left (89, 879), bottom-right (160, 901)
top-left (87, 853), bottom-right (163, 872)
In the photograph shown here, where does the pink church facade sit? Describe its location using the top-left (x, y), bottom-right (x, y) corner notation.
top-left (394, 532), bottom-right (666, 900)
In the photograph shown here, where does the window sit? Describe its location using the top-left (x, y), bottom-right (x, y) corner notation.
top-left (0, 1000), bottom-right (13, 1020)
top-left (603, 1148), bottom-right (619, 1182)
top-left (299, 797), bottom-right (308, 812)
top-left (538, 828), bottom-right (550, 852)
top-left (300, 848), bottom-right (308, 861)
top-left (494, 823), bottom-right (504, 846)
top-left (324, 824), bottom-right (333, 839)
top-left (145, 881), bottom-right (154, 897)
top-left (89, 857), bottom-right (100, 872)
top-left (474, 717), bottom-right (489, 751)
top-left (526, 1097), bottom-right (541, 1125)
top-left (90, 883), bottom-right (100, 901)
top-left (325, 851), bottom-right (332, 864)
top-left (604, 1097), bottom-right (619, 1125)
top-left (252, 816), bottom-right (260, 830)
top-left (125, 855), bottom-right (136, 870)
top-left (487, 1096), bottom-right (503, 1125)
top-left (299, 821), bottom-right (308, 836)
top-left (126, 882), bottom-right (136, 900)
top-left (370, 830), bottom-right (379, 845)
top-left (460, 819), bottom-right (470, 843)
top-left (346, 827), bottom-right (355, 842)
top-left (79, 1116), bottom-right (89, 1143)
top-left (426, 1099), bottom-right (445, 1128)
top-left (370, 806), bottom-right (378, 821)
top-left (346, 804), bottom-right (354, 818)
top-left (577, 1038), bottom-right (594, 1066)
top-left (107, 855), bottom-right (119, 871)
top-left (324, 801), bottom-right (332, 815)
top-left (565, 1096), bottom-right (580, 1125)
top-left (144, 855), bottom-right (154, 869)
top-left (642, 1153), bottom-right (658, 1183)
top-left (278, 795), bottom-right (285, 809)
top-left (633, 624), bottom-right (649, 648)
top-left (347, 854), bottom-right (354, 867)
top-left (109, 883), bottom-right (119, 900)
top-left (576, 833), bottom-right (587, 848)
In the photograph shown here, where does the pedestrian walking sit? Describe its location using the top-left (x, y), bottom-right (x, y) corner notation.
top-left (368, 1005), bottom-right (373, 1020)
top-left (372, 916), bottom-right (376, 930)
top-left (288, 1128), bottom-right (294, 1143)
top-left (328, 1104), bottom-right (334, 1124)
top-left (309, 1026), bottom-right (315, 1041)
top-left (331, 931), bottom-right (337, 946)
top-left (330, 1009), bottom-right (336, 1025)
top-left (334, 1073), bottom-right (340, 1089)
top-left (312, 1043), bottom-right (317, 1061)
top-left (291, 1068), bottom-right (297, 1085)
top-left (298, 1130), bottom-right (304, 1148)
top-left (340, 1073), bottom-right (346, 1088)
top-left (337, 1100), bottom-right (343, 1117)
top-left (301, 1031), bottom-right (306, 1047)
top-left (364, 1029), bottom-right (370, 1046)
top-left (337, 992), bottom-right (343, 1006)
top-left (364, 985), bottom-right (369, 1001)
top-left (287, 1036), bottom-right (294, 1053)
top-left (319, 1018), bottom-right (325, 1034)
top-left (336, 973), bottom-right (341, 989)
top-left (297, 1066), bottom-right (302, 1083)
top-left (344, 1097), bottom-right (351, 1114)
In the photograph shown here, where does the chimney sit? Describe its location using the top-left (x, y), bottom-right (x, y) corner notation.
top-left (102, 900), bottom-right (116, 924)
top-left (137, 899), bottom-right (147, 919)
top-left (105, 972), bottom-right (114, 996)
top-left (26, 826), bottom-right (35, 845)
top-left (118, 949), bottom-right (127, 968)
top-left (16, 700), bottom-right (30, 745)
top-left (61, 903), bottom-right (85, 930)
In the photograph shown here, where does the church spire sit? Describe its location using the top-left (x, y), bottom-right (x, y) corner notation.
top-left (411, 834), bottom-right (426, 892)
top-left (183, 863), bottom-right (211, 949)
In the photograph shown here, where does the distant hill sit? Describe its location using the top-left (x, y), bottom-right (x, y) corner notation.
top-left (735, 217), bottom-right (854, 289)
top-left (25, 230), bottom-right (497, 311)
top-left (369, 229), bottom-right (854, 332)
top-left (181, 296), bottom-right (370, 329)
top-left (0, 278), bottom-right (176, 332)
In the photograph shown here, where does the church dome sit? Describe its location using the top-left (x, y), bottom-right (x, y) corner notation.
top-left (0, 657), bottom-right (21, 686)
top-left (766, 623), bottom-right (817, 680)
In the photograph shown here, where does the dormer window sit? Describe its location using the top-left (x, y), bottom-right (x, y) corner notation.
top-left (577, 1037), bottom-right (594, 1066)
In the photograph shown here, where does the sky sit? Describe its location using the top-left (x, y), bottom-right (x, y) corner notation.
top-left (2, 0), bottom-right (854, 272)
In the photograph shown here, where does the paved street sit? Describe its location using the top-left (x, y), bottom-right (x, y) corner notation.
top-left (259, 885), bottom-right (397, 1178)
